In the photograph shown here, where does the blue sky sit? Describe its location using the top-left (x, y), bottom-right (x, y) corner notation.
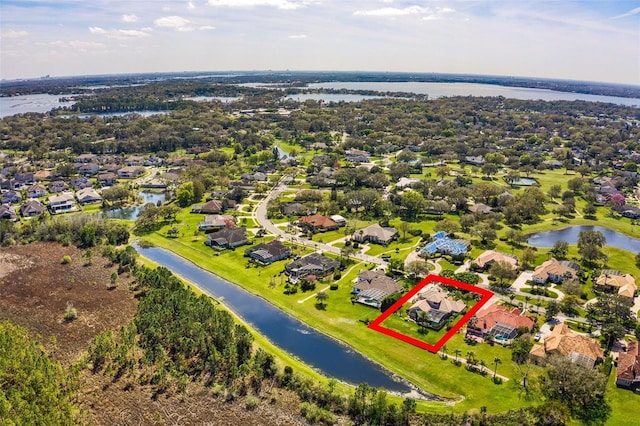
top-left (1, 0), bottom-right (639, 84)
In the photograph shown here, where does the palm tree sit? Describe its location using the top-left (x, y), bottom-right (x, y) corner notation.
top-left (479, 359), bottom-right (487, 374)
top-left (441, 344), bottom-right (448, 359)
top-left (454, 349), bottom-right (462, 364)
top-left (466, 351), bottom-right (476, 365)
top-left (315, 291), bottom-right (328, 309)
top-left (493, 357), bottom-right (502, 381)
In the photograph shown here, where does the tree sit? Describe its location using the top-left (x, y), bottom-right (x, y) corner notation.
top-left (472, 222), bottom-right (497, 245)
top-left (405, 260), bottom-right (431, 278)
top-left (583, 203), bottom-right (597, 217)
top-left (434, 218), bottom-right (461, 235)
top-left (577, 230), bottom-right (607, 265)
top-left (635, 252), bottom-right (640, 269)
top-left (176, 181), bottom-right (195, 207)
top-left (397, 221), bottom-right (412, 241)
top-left (541, 355), bottom-right (610, 425)
top-left (488, 261), bottom-right (517, 286)
top-left (511, 334), bottom-right (533, 364)
top-left (521, 247), bottom-right (536, 269)
top-left (315, 291), bottom-right (328, 310)
top-left (550, 240), bottom-right (569, 260)
top-left (492, 357), bottom-right (502, 381)
top-left (481, 163), bottom-right (499, 179)
top-left (545, 300), bottom-right (559, 322)
top-left (548, 184), bottom-right (562, 199)
top-left (399, 191), bottom-right (425, 220)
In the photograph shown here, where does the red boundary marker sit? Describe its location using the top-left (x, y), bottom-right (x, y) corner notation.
top-left (367, 274), bottom-right (494, 353)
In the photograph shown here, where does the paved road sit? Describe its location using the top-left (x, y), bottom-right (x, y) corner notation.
top-left (254, 181), bottom-right (387, 267)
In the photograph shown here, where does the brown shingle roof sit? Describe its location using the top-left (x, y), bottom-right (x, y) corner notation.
top-left (617, 340), bottom-right (640, 382)
top-left (542, 324), bottom-right (604, 365)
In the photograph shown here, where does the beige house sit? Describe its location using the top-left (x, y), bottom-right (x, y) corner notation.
top-left (532, 258), bottom-right (579, 284)
top-left (530, 324), bottom-right (604, 368)
top-left (595, 271), bottom-right (637, 299)
top-left (473, 250), bottom-right (518, 271)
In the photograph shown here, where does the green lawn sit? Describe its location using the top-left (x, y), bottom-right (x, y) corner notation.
top-left (607, 370), bottom-right (640, 426)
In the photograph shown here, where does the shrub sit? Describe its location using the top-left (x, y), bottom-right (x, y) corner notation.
top-left (64, 303), bottom-right (77, 322)
top-left (299, 402), bottom-right (336, 425)
top-left (245, 396), bottom-right (259, 411)
top-left (60, 255), bottom-right (71, 264)
top-left (408, 229), bottom-right (422, 237)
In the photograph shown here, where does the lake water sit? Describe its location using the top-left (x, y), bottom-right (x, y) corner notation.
top-left (105, 191), bottom-right (166, 220)
top-left (184, 96), bottom-right (241, 103)
top-left (133, 244), bottom-right (428, 395)
top-left (307, 82), bottom-right (640, 106)
top-left (0, 93), bottom-right (78, 118)
top-left (63, 111), bottom-right (169, 119)
top-left (285, 93), bottom-right (385, 103)
top-left (527, 226), bottom-right (640, 252)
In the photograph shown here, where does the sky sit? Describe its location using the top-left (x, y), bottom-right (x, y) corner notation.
top-left (1, 0), bottom-right (639, 85)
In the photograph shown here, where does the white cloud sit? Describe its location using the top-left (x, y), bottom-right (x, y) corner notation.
top-left (207, 0), bottom-right (306, 10)
top-left (288, 34), bottom-right (307, 39)
top-left (354, 6), bottom-right (429, 17)
top-left (89, 26), bottom-right (107, 34)
top-left (154, 15), bottom-right (191, 28)
top-left (422, 7), bottom-right (455, 21)
top-left (1, 30), bottom-right (29, 39)
top-left (199, 25), bottom-right (216, 30)
top-left (52, 40), bottom-right (105, 49)
top-left (121, 14), bottom-right (138, 23)
top-left (611, 7), bottom-right (640, 20)
top-left (89, 26), bottom-right (151, 39)
top-left (117, 29), bottom-right (151, 38)
top-left (188, 1), bottom-right (195, 10)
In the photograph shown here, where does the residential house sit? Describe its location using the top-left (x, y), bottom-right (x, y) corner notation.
top-left (245, 240), bottom-right (291, 265)
top-left (76, 188), bottom-right (102, 205)
top-left (532, 258), bottom-right (579, 284)
top-left (98, 172), bottom-right (117, 187)
top-left (330, 214), bottom-right (347, 227)
top-left (1, 190), bottom-right (22, 205)
top-left (285, 253), bottom-right (340, 281)
top-left (282, 202), bottom-right (305, 216)
top-left (192, 199), bottom-right (225, 214)
top-left (76, 163), bottom-right (99, 176)
top-left (125, 156), bottom-right (145, 166)
top-left (407, 283), bottom-right (466, 329)
top-left (621, 206), bottom-right (640, 219)
top-left (529, 323), bottom-right (604, 368)
top-left (422, 231), bottom-right (470, 257)
top-left (345, 149), bottom-right (370, 163)
top-left (463, 155), bottom-right (485, 166)
top-left (117, 166), bottom-right (144, 179)
top-left (616, 341), bottom-right (640, 390)
top-left (396, 177), bottom-right (421, 190)
top-left (241, 171), bottom-right (267, 182)
top-left (0, 205), bottom-right (18, 221)
top-left (299, 214), bottom-right (339, 232)
top-left (75, 153), bottom-right (98, 163)
top-left (198, 214), bottom-right (236, 232)
top-left (48, 193), bottom-right (77, 214)
top-left (27, 184), bottom-right (47, 199)
top-left (472, 250), bottom-right (518, 272)
top-left (205, 227), bottom-right (248, 250)
top-left (20, 199), bottom-right (45, 217)
top-left (352, 270), bottom-right (403, 308)
top-left (353, 224), bottom-right (398, 246)
top-left (14, 173), bottom-right (34, 188)
top-left (70, 176), bottom-right (91, 190)
top-left (468, 203), bottom-right (493, 214)
top-left (48, 180), bottom-right (69, 193)
top-left (33, 170), bottom-right (53, 181)
top-left (595, 271), bottom-right (637, 299)
top-left (466, 304), bottom-right (535, 344)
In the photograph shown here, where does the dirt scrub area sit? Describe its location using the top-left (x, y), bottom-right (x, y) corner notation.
top-left (0, 243), bottom-right (138, 363)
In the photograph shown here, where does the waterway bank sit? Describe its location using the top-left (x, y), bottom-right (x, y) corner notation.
top-left (133, 241), bottom-right (445, 402)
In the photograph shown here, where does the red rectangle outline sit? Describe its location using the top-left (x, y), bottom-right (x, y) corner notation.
top-left (367, 274), bottom-right (494, 353)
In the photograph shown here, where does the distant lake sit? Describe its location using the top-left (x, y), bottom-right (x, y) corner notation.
top-left (285, 93), bottom-right (385, 103)
top-left (184, 96), bottom-right (241, 103)
top-left (62, 111), bottom-right (169, 119)
top-left (106, 191), bottom-right (166, 220)
top-left (527, 226), bottom-right (640, 252)
top-left (0, 93), bottom-right (78, 118)
top-left (307, 82), bottom-right (640, 106)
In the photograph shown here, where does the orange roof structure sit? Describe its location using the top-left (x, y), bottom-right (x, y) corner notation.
top-left (474, 250), bottom-right (518, 270)
top-left (475, 304), bottom-right (535, 333)
top-left (531, 323), bottom-right (604, 368)
top-left (596, 272), bottom-right (637, 299)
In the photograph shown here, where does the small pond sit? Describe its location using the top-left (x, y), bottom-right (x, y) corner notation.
top-left (133, 244), bottom-right (433, 396)
top-left (105, 192), bottom-right (166, 220)
top-left (527, 225), bottom-right (640, 252)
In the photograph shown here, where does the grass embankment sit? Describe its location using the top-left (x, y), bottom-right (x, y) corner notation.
top-left (141, 230), bottom-right (540, 414)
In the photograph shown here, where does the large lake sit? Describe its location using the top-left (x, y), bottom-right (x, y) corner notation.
top-left (0, 93), bottom-right (78, 118)
top-left (307, 82), bottom-right (640, 106)
top-left (133, 244), bottom-right (426, 395)
top-left (527, 226), bottom-right (640, 252)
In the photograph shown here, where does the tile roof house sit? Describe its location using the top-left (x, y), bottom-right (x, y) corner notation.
top-left (352, 270), bottom-right (403, 308)
top-left (192, 200), bottom-right (225, 214)
top-left (33, 170), bottom-right (53, 181)
top-left (48, 193), bottom-right (77, 214)
top-left (48, 180), bottom-right (69, 193)
top-left (0, 205), bottom-right (18, 221)
top-left (532, 258), bottom-right (579, 284)
top-left (407, 283), bottom-right (466, 329)
top-left (70, 176), bottom-right (92, 190)
top-left (299, 214), bottom-right (339, 232)
top-left (529, 324), bottom-right (604, 368)
top-left (353, 224), bottom-right (398, 246)
top-left (245, 240), bottom-right (291, 265)
top-left (98, 172), bottom-right (117, 187)
top-left (1, 190), bottom-right (22, 205)
top-left (616, 340), bottom-right (640, 391)
top-left (282, 202), bottom-right (305, 216)
top-left (27, 184), bottom-right (47, 199)
top-left (468, 203), bottom-right (493, 214)
top-left (117, 166), bottom-right (144, 179)
top-left (595, 271), bottom-right (637, 299)
top-left (20, 199), bottom-right (45, 217)
top-left (472, 250), bottom-right (519, 271)
top-left (76, 188), bottom-right (102, 205)
top-left (198, 214), bottom-right (236, 232)
top-left (467, 304), bottom-right (535, 344)
top-left (205, 227), bottom-right (248, 250)
top-left (285, 253), bottom-right (340, 281)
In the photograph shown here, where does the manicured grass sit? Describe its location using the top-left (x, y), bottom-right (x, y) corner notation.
top-left (519, 287), bottom-right (558, 299)
top-left (607, 369), bottom-right (640, 426)
top-left (140, 231), bottom-right (542, 413)
top-left (380, 311), bottom-right (462, 346)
